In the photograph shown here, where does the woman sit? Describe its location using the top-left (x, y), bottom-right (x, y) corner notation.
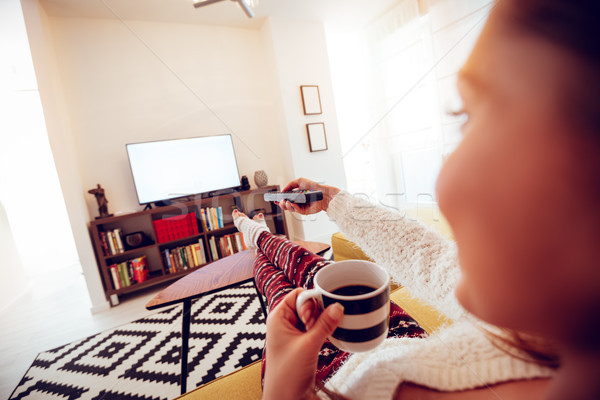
top-left (235, 0), bottom-right (600, 398)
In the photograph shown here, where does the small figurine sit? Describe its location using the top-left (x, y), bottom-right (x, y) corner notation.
top-left (88, 184), bottom-right (113, 219)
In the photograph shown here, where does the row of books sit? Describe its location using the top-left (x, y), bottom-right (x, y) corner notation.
top-left (153, 213), bottom-right (199, 244)
top-left (100, 228), bottom-right (124, 256)
top-left (208, 232), bottom-right (247, 261)
top-left (163, 239), bottom-right (207, 274)
top-left (109, 256), bottom-right (148, 290)
top-left (199, 207), bottom-right (224, 232)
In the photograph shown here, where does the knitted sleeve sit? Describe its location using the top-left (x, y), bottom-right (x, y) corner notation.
top-left (327, 191), bottom-right (465, 320)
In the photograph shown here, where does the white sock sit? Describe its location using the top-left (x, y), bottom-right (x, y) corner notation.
top-left (233, 214), bottom-right (270, 250)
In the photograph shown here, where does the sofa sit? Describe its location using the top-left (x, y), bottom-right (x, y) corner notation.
top-left (177, 209), bottom-right (453, 400)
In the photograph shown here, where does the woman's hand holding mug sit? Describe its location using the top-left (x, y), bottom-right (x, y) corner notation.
top-left (296, 260), bottom-right (390, 353)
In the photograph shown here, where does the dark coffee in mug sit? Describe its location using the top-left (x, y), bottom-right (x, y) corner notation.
top-left (331, 285), bottom-right (377, 296)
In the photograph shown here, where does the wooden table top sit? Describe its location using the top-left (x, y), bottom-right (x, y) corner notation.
top-left (294, 240), bottom-right (330, 255)
top-left (145, 240), bottom-right (331, 310)
top-left (146, 250), bottom-right (256, 310)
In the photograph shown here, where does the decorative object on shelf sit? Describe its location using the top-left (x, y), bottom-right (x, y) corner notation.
top-left (300, 85), bottom-right (322, 115)
top-left (124, 231), bottom-right (150, 250)
top-left (88, 184), bottom-right (113, 219)
top-left (254, 170), bottom-right (268, 187)
top-left (132, 255), bottom-right (149, 283)
top-left (153, 212), bottom-right (200, 243)
top-left (306, 123), bottom-right (328, 152)
top-left (240, 175), bottom-right (251, 191)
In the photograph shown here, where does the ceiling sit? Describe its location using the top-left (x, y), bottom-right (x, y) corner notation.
top-left (39, 0), bottom-right (400, 29)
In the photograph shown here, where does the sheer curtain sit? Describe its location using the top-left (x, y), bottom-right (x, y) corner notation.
top-left (330, 0), bottom-right (493, 211)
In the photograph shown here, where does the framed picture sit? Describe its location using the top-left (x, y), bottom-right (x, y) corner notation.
top-left (306, 123), bottom-right (328, 152)
top-left (300, 85), bottom-right (322, 115)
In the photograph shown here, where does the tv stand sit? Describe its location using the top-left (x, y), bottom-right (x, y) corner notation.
top-left (203, 187), bottom-right (236, 198)
top-left (89, 186), bottom-right (287, 306)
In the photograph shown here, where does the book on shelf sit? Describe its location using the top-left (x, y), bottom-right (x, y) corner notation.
top-left (100, 232), bottom-right (110, 255)
top-left (208, 236), bottom-right (218, 261)
top-left (162, 238), bottom-right (208, 274)
top-left (106, 231), bottom-right (115, 255)
top-left (108, 255), bottom-right (149, 290)
top-left (179, 248), bottom-right (188, 269)
top-left (163, 248), bottom-right (173, 272)
top-left (114, 228), bottom-right (124, 253)
top-left (199, 207), bottom-right (224, 232)
top-left (109, 264), bottom-right (121, 290)
top-left (208, 232), bottom-right (246, 260)
top-left (217, 207), bottom-right (223, 228)
top-left (102, 228), bottom-right (126, 256)
top-left (190, 244), bottom-right (198, 266)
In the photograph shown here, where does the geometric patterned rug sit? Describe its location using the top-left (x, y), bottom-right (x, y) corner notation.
top-left (9, 282), bottom-right (266, 400)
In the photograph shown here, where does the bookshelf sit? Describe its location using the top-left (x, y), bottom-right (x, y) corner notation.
top-left (89, 185), bottom-right (288, 306)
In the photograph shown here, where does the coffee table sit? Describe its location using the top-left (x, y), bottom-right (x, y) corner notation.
top-left (146, 241), bottom-right (330, 394)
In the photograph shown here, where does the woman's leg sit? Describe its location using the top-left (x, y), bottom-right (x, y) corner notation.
top-left (234, 210), bottom-right (331, 297)
top-left (253, 248), bottom-right (295, 312)
top-left (237, 213), bottom-right (347, 383)
top-left (255, 231), bottom-right (331, 290)
top-left (236, 212), bottom-right (427, 383)
top-left (252, 238), bottom-right (349, 384)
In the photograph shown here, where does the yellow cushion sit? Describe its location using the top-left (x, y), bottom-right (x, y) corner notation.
top-left (390, 287), bottom-right (451, 333)
top-left (331, 206), bottom-right (454, 334)
top-left (175, 361), bottom-right (262, 400)
top-left (179, 207), bottom-right (452, 399)
top-left (331, 231), bottom-right (373, 262)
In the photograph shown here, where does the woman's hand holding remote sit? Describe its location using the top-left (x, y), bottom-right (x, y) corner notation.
top-left (279, 178), bottom-right (340, 215)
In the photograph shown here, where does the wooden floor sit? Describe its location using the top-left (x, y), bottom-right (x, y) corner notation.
top-left (0, 264), bottom-right (166, 399)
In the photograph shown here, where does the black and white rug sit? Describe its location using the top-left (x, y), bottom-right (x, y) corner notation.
top-left (10, 282), bottom-right (266, 400)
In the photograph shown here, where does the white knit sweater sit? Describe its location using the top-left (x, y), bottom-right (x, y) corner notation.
top-left (324, 191), bottom-right (554, 399)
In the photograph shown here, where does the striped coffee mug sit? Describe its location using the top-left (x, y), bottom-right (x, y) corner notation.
top-left (296, 260), bottom-right (390, 353)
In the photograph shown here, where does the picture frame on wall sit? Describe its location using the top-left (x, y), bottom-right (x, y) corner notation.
top-left (306, 123), bottom-right (328, 152)
top-left (300, 85), bottom-right (322, 115)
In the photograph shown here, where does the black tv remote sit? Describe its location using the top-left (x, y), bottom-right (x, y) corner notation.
top-left (264, 190), bottom-right (323, 204)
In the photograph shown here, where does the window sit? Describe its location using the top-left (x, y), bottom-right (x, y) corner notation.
top-left (329, 0), bottom-right (493, 210)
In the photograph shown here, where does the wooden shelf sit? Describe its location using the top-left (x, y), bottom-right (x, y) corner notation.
top-left (103, 243), bottom-right (156, 260)
top-left (89, 186), bottom-right (287, 306)
top-left (156, 234), bottom-right (205, 248)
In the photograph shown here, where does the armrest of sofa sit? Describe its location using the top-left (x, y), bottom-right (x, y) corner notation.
top-left (390, 287), bottom-right (451, 333)
top-left (331, 227), bottom-right (452, 334)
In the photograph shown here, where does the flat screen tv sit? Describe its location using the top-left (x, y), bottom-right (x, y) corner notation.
top-left (126, 135), bottom-right (241, 205)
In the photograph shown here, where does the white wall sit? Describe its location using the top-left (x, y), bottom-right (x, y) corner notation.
top-left (21, 0), bottom-right (109, 312)
top-left (1, 0), bottom-right (80, 289)
top-left (45, 17), bottom-right (287, 218)
top-left (262, 17), bottom-right (347, 243)
top-left (0, 201), bottom-right (27, 311)
top-left (22, 0), bottom-right (349, 308)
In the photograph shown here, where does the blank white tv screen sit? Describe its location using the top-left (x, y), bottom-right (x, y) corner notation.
top-left (126, 135), bottom-right (241, 204)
